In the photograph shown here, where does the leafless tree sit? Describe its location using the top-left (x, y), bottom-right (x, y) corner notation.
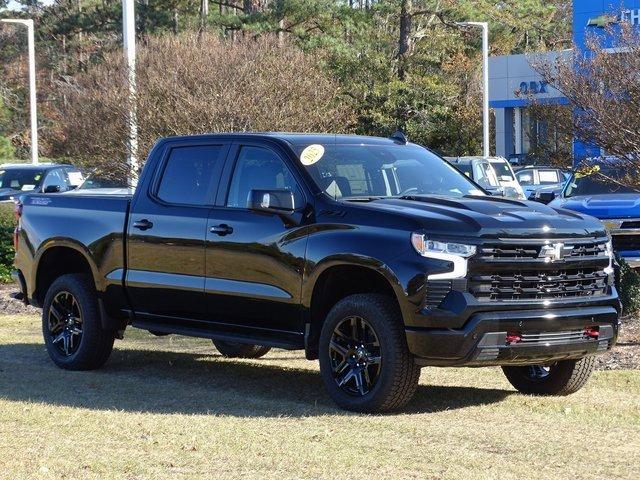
top-left (49, 33), bottom-right (354, 182)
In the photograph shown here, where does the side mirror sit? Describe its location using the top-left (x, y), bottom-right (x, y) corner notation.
top-left (247, 189), bottom-right (296, 214)
top-left (44, 185), bottom-right (62, 193)
top-left (486, 186), bottom-right (505, 197)
top-left (536, 191), bottom-right (556, 204)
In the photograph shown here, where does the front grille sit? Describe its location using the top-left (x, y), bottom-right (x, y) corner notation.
top-left (469, 269), bottom-right (608, 302)
top-left (612, 235), bottom-right (640, 251)
top-left (469, 239), bottom-right (610, 303)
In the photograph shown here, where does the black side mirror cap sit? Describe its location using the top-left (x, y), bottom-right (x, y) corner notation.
top-left (44, 185), bottom-right (62, 193)
top-left (536, 192), bottom-right (556, 204)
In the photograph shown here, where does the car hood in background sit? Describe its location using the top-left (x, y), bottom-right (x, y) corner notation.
top-left (550, 194), bottom-right (640, 219)
top-left (353, 195), bottom-right (606, 240)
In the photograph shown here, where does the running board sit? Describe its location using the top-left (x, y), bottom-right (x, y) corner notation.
top-left (132, 318), bottom-right (304, 350)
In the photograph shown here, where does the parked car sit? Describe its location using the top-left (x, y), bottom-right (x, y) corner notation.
top-left (446, 157), bottom-right (512, 197)
top-left (0, 163), bottom-right (83, 201)
top-left (515, 166), bottom-right (569, 200)
top-left (13, 133), bottom-right (620, 413)
top-left (549, 165), bottom-right (640, 268)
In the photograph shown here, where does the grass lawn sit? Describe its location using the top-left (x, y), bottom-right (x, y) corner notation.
top-left (0, 313), bottom-right (639, 480)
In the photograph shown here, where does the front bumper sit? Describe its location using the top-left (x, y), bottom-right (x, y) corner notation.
top-left (407, 305), bottom-right (619, 367)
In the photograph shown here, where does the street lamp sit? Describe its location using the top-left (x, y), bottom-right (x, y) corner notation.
top-left (458, 21), bottom-right (490, 159)
top-left (122, 0), bottom-right (138, 182)
top-left (0, 18), bottom-right (39, 164)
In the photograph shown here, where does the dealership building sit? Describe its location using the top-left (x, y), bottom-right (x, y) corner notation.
top-left (489, 0), bottom-right (640, 164)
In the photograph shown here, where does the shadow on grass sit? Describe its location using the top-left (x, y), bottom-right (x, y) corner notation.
top-left (0, 343), bottom-right (512, 417)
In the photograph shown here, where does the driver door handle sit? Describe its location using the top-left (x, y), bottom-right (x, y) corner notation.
top-left (133, 219), bottom-right (153, 231)
top-left (210, 224), bottom-right (233, 236)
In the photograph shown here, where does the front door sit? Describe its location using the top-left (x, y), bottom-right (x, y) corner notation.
top-left (126, 141), bottom-right (229, 321)
top-left (205, 143), bottom-right (309, 335)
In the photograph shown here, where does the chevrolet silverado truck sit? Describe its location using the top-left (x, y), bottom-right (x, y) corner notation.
top-left (550, 164), bottom-right (640, 269)
top-left (13, 133), bottom-right (621, 412)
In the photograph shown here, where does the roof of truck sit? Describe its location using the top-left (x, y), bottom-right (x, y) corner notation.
top-left (161, 133), bottom-right (413, 147)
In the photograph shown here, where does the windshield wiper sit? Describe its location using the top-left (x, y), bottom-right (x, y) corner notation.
top-left (340, 196), bottom-right (387, 202)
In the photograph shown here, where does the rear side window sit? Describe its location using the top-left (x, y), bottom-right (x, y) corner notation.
top-left (157, 145), bottom-right (222, 205)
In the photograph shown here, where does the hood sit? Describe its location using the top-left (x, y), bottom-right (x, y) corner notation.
top-left (550, 193), bottom-right (640, 219)
top-left (351, 195), bottom-right (606, 240)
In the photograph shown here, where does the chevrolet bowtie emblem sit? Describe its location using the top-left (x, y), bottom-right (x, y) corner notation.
top-left (539, 243), bottom-right (572, 262)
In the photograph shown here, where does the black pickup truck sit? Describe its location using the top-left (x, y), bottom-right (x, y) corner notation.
top-left (13, 133), bottom-right (621, 412)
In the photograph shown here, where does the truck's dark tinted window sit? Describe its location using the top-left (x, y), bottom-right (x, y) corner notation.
top-left (226, 146), bottom-right (301, 208)
top-left (157, 145), bottom-right (222, 205)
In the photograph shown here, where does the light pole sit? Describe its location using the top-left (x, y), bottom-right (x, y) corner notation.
top-left (458, 21), bottom-right (490, 159)
top-left (122, 0), bottom-right (138, 183)
top-left (1, 18), bottom-right (39, 164)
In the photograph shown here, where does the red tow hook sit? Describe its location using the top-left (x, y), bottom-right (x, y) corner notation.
top-left (584, 327), bottom-right (600, 339)
top-left (506, 331), bottom-right (522, 344)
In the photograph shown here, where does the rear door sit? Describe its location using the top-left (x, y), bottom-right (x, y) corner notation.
top-left (204, 141), bottom-right (309, 337)
top-left (126, 140), bottom-right (230, 321)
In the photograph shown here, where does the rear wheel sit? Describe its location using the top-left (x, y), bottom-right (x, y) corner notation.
top-left (319, 294), bottom-right (420, 413)
top-left (502, 357), bottom-right (596, 396)
top-left (212, 340), bottom-right (271, 359)
top-left (42, 274), bottom-right (115, 370)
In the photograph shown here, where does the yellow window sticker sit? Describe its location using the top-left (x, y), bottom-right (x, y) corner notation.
top-left (300, 144), bottom-right (325, 166)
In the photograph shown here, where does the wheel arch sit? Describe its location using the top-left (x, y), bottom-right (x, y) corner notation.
top-left (303, 259), bottom-right (410, 360)
top-left (32, 240), bottom-right (100, 307)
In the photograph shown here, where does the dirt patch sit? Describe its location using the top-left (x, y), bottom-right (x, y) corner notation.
top-left (0, 283), bottom-right (38, 316)
top-left (0, 281), bottom-right (637, 369)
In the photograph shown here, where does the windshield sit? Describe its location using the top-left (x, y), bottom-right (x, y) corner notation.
top-left (490, 161), bottom-right (514, 181)
top-left (296, 143), bottom-right (483, 199)
top-left (0, 168), bottom-right (45, 191)
top-left (565, 171), bottom-right (640, 197)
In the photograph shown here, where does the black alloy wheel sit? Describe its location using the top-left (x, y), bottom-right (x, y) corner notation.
top-left (47, 291), bottom-right (83, 357)
top-left (329, 315), bottom-right (382, 396)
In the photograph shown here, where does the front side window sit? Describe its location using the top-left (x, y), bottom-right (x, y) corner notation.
top-left (156, 145), bottom-right (222, 205)
top-left (474, 162), bottom-right (500, 189)
top-left (516, 171), bottom-right (534, 186)
top-left (43, 169), bottom-right (69, 192)
top-left (226, 146), bottom-right (302, 208)
top-left (295, 144), bottom-right (482, 199)
top-left (538, 170), bottom-right (561, 184)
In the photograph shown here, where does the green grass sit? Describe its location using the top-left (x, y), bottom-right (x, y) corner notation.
top-left (0, 314), bottom-right (639, 480)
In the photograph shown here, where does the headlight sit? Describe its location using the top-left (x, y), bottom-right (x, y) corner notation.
top-left (411, 233), bottom-right (477, 280)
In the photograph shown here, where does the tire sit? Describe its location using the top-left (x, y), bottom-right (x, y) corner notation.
top-left (42, 274), bottom-right (115, 370)
top-left (502, 357), bottom-right (596, 396)
top-left (212, 340), bottom-right (272, 359)
top-left (318, 293), bottom-right (420, 413)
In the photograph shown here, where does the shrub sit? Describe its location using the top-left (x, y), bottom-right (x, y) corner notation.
top-left (617, 257), bottom-right (640, 317)
top-left (51, 33), bottom-right (354, 183)
top-left (0, 136), bottom-right (14, 161)
top-left (0, 202), bottom-right (14, 283)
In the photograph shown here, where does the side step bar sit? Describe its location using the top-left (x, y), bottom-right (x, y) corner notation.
top-left (132, 318), bottom-right (304, 350)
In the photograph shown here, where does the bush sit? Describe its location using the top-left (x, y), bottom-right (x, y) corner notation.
top-left (0, 136), bottom-right (14, 161)
top-left (617, 257), bottom-right (640, 316)
top-left (0, 202), bottom-right (14, 283)
top-left (51, 33), bottom-right (354, 183)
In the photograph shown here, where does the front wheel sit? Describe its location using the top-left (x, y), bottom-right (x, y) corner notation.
top-left (42, 274), bottom-right (115, 370)
top-left (502, 357), bottom-right (596, 396)
top-left (319, 294), bottom-right (420, 413)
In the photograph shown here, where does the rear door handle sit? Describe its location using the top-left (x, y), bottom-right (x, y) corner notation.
top-left (210, 224), bottom-right (233, 236)
top-left (133, 219), bottom-right (153, 231)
